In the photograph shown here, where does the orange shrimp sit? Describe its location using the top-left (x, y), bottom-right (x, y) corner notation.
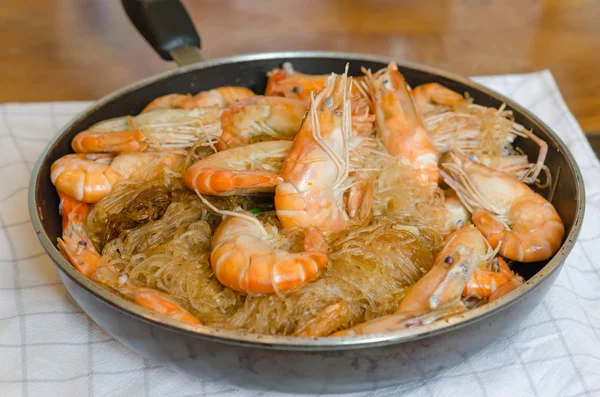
top-left (216, 96), bottom-right (309, 150)
top-left (57, 193), bottom-right (201, 324)
top-left (411, 82), bottom-right (467, 115)
top-left (275, 70), bottom-right (373, 235)
top-left (266, 63), bottom-right (331, 101)
top-left (141, 86), bottom-right (255, 113)
top-left (72, 107), bottom-right (222, 153)
top-left (209, 210), bottom-right (328, 294)
top-left (52, 154), bottom-right (120, 203)
top-left (441, 152), bottom-right (564, 262)
top-left (57, 192), bottom-right (102, 278)
top-left (266, 63), bottom-right (374, 136)
top-left (184, 141), bottom-right (290, 196)
top-left (51, 152), bottom-right (185, 203)
top-left (364, 63), bottom-right (439, 185)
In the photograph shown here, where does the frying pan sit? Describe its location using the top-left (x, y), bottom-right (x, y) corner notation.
top-left (28, 0), bottom-right (585, 393)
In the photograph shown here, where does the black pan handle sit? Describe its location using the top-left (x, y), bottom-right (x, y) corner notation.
top-left (121, 0), bottom-right (205, 66)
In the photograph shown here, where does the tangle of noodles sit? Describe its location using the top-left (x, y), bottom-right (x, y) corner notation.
top-left (60, 78), bottom-right (548, 336)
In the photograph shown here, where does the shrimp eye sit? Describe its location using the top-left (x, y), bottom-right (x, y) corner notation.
top-left (468, 154), bottom-right (478, 162)
top-left (325, 97), bottom-right (334, 108)
top-left (292, 86), bottom-right (301, 93)
top-left (444, 256), bottom-right (454, 264)
top-left (456, 220), bottom-right (465, 227)
top-left (78, 240), bottom-right (87, 248)
top-left (382, 79), bottom-right (392, 90)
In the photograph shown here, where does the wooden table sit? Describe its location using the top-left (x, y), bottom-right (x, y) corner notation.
top-left (2, 0), bottom-right (600, 155)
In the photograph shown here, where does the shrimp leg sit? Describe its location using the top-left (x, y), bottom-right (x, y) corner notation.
top-left (441, 151), bottom-right (564, 262)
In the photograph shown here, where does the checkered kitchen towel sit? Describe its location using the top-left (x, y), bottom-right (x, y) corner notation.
top-left (0, 70), bottom-right (599, 397)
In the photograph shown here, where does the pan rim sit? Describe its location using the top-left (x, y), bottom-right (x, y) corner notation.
top-left (28, 50), bottom-right (586, 350)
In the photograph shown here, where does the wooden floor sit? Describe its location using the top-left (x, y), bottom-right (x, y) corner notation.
top-left (2, 0), bottom-right (599, 155)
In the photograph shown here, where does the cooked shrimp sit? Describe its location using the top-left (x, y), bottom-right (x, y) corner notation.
top-left (266, 63), bottom-right (374, 136)
top-left (441, 152), bottom-right (564, 262)
top-left (363, 63), bottom-right (439, 185)
top-left (411, 82), bottom-right (467, 115)
top-left (334, 225), bottom-right (491, 336)
top-left (266, 63), bottom-right (331, 101)
top-left (463, 257), bottom-right (524, 300)
top-left (51, 152), bottom-right (184, 203)
top-left (275, 70), bottom-right (373, 235)
top-left (210, 210), bottom-right (328, 294)
top-left (57, 192), bottom-right (103, 278)
top-left (184, 141), bottom-right (291, 196)
top-left (217, 96), bottom-right (308, 150)
top-left (142, 86), bottom-right (255, 113)
top-left (52, 154), bottom-right (120, 203)
top-left (58, 192), bottom-right (201, 324)
top-left (72, 108), bottom-right (222, 153)
top-left (426, 103), bottom-right (549, 185)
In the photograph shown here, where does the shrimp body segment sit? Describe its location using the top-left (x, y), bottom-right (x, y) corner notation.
top-left (365, 63), bottom-right (439, 184)
top-left (210, 211), bottom-right (328, 294)
top-left (275, 72), bottom-right (373, 235)
top-left (217, 96), bottom-right (309, 150)
top-left (442, 152), bottom-right (564, 262)
top-left (184, 141), bottom-right (291, 196)
top-left (142, 86), bottom-right (255, 113)
top-left (51, 152), bottom-right (185, 203)
top-left (72, 108), bottom-right (222, 153)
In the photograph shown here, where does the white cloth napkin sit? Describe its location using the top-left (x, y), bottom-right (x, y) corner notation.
top-left (0, 70), bottom-right (599, 397)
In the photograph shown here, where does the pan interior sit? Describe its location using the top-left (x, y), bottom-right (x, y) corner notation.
top-left (31, 53), bottom-right (583, 346)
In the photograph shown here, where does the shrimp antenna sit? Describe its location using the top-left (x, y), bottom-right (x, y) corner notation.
top-left (194, 190), bottom-right (269, 237)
